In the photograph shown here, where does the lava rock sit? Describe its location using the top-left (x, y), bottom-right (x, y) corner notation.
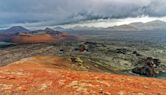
top-left (79, 44), bottom-right (88, 52)
top-left (133, 51), bottom-right (142, 56)
top-left (132, 57), bottom-right (161, 77)
top-left (132, 66), bottom-right (157, 77)
top-left (116, 48), bottom-right (129, 54)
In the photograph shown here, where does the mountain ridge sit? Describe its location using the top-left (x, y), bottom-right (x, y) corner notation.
top-left (106, 20), bottom-right (166, 31)
top-left (0, 26), bottom-right (30, 33)
top-left (0, 27), bottom-right (78, 43)
top-left (65, 20), bottom-right (166, 32)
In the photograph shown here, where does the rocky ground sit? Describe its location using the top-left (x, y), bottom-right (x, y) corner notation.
top-left (0, 40), bottom-right (166, 78)
top-left (0, 56), bottom-right (166, 95)
top-left (1, 26), bottom-right (166, 94)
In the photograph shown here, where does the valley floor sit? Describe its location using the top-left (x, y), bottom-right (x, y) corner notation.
top-left (0, 56), bottom-right (166, 95)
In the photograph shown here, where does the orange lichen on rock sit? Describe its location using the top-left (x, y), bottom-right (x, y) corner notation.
top-left (0, 56), bottom-right (166, 95)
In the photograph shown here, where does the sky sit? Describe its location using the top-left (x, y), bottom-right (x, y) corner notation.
top-left (0, 0), bottom-right (166, 29)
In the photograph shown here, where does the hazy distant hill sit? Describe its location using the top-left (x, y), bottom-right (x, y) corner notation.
top-left (29, 28), bottom-right (62, 35)
top-left (107, 20), bottom-right (166, 31)
top-left (108, 25), bottom-right (137, 31)
top-left (66, 20), bottom-right (166, 33)
top-left (0, 26), bottom-right (30, 33)
top-left (54, 26), bottom-right (65, 31)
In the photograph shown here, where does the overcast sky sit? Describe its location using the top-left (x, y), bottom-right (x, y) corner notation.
top-left (0, 0), bottom-right (166, 29)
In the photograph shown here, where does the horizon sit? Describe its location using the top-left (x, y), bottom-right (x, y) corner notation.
top-left (1, 18), bottom-right (166, 30)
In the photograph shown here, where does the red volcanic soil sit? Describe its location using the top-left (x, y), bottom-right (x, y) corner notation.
top-left (12, 33), bottom-right (78, 44)
top-left (0, 56), bottom-right (166, 95)
top-left (12, 34), bottom-right (55, 43)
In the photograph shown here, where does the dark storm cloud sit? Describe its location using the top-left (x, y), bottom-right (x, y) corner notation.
top-left (0, 0), bottom-right (166, 28)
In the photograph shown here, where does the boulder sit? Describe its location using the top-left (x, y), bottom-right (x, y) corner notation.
top-left (132, 57), bottom-right (161, 77)
top-left (79, 44), bottom-right (88, 52)
top-left (116, 48), bottom-right (129, 54)
top-left (133, 51), bottom-right (142, 56)
top-left (132, 66), bottom-right (157, 77)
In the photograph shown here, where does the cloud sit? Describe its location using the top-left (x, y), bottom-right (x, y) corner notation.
top-left (0, 0), bottom-right (166, 28)
top-left (60, 16), bottom-right (166, 28)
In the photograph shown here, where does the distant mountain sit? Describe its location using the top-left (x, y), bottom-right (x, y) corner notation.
top-left (107, 20), bottom-right (166, 31)
top-left (0, 27), bottom-right (78, 43)
top-left (108, 24), bottom-right (138, 31)
top-left (66, 20), bottom-right (166, 34)
top-left (30, 28), bottom-right (62, 35)
top-left (0, 26), bottom-right (30, 33)
top-left (125, 20), bottom-right (166, 31)
top-left (54, 26), bottom-right (65, 31)
top-left (11, 28), bottom-right (78, 44)
top-left (44, 27), bottom-right (62, 34)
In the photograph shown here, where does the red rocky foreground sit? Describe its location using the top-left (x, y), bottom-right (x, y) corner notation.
top-left (0, 56), bottom-right (166, 95)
